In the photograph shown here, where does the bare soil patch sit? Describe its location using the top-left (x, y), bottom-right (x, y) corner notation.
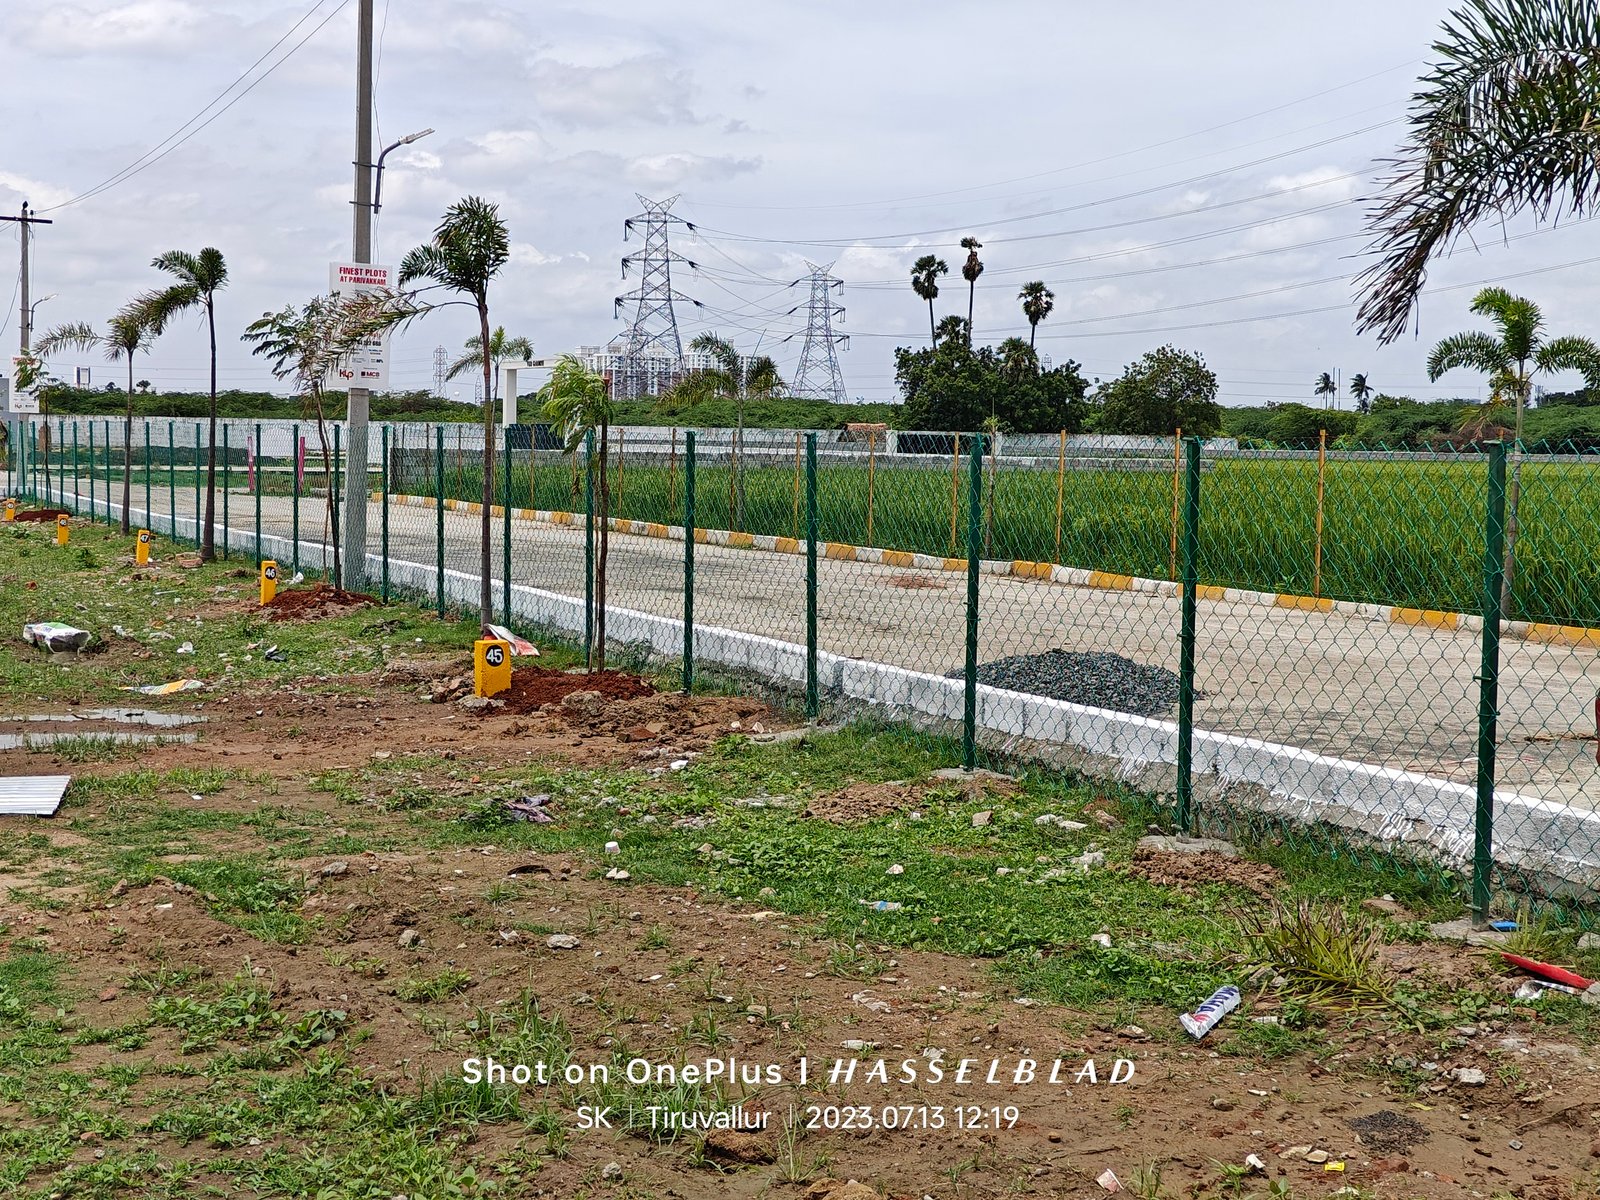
top-left (804, 780), bottom-right (923, 822)
top-left (496, 664), bottom-right (654, 713)
top-left (1126, 846), bottom-right (1282, 896)
top-left (264, 582), bottom-right (376, 621)
top-left (885, 573), bottom-right (945, 590)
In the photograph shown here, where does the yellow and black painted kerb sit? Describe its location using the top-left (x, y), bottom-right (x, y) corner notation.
top-left (55, 514), bottom-right (69, 546)
top-left (135, 529), bottom-right (152, 565)
top-left (259, 560), bottom-right (279, 606)
top-left (475, 639), bottom-right (512, 698)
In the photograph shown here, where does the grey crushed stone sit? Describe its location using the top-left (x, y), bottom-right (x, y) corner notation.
top-left (952, 649), bottom-right (1184, 717)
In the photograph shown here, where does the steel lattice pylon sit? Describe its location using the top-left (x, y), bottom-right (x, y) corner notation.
top-left (432, 346), bottom-right (448, 398)
top-left (789, 261), bottom-right (848, 403)
top-left (613, 195), bottom-right (697, 399)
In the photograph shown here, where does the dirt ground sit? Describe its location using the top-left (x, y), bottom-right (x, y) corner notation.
top-left (5, 657), bottom-right (1600, 1199)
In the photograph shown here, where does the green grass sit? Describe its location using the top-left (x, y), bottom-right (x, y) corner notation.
top-left (0, 519), bottom-right (485, 705)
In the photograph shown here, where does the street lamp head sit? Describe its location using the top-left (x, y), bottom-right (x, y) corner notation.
top-left (400, 128), bottom-right (434, 146)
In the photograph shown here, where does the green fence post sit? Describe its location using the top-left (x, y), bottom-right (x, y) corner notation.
top-left (291, 423), bottom-right (301, 575)
top-left (332, 423), bottom-right (342, 588)
top-left (167, 421), bottom-right (176, 540)
top-left (683, 431), bottom-right (697, 692)
top-left (502, 433), bottom-right (512, 625)
top-left (1474, 441), bottom-right (1508, 926)
top-left (963, 432), bottom-right (982, 770)
top-left (1175, 437), bottom-right (1203, 834)
top-left (85, 422), bottom-right (93, 519)
top-left (584, 430), bottom-right (595, 667)
top-left (254, 423), bottom-right (263, 566)
top-left (435, 425), bottom-right (445, 617)
top-left (193, 423), bottom-right (202, 548)
top-left (221, 424), bottom-right (231, 558)
top-left (380, 424), bottom-right (390, 603)
top-left (805, 432), bottom-right (819, 720)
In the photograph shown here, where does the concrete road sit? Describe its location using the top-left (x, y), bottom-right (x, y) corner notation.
top-left (51, 478), bottom-right (1600, 815)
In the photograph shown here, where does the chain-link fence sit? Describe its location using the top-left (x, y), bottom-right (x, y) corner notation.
top-left (7, 414), bottom-right (1599, 921)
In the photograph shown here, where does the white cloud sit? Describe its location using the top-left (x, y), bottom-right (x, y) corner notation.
top-left (528, 55), bottom-right (700, 129)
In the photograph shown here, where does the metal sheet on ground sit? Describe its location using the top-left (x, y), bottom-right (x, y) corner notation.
top-left (0, 775), bottom-right (71, 815)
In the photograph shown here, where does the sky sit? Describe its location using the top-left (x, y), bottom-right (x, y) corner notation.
top-left (1, 0), bottom-right (1595, 410)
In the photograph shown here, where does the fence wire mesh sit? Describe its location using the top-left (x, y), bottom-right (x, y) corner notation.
top-left (5, 415), bottom-right (1600, 922)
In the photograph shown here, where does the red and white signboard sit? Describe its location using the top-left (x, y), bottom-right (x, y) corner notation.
top-left (328, 262), bottom-right (395, 390)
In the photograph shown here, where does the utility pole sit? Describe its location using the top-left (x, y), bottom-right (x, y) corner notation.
top-left (1, 203), bottom-right (53, 416)
top-left (342, 0), bottom-right (376, 590)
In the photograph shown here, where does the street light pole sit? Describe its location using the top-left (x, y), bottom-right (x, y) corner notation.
top-left (342, 0), bottom-right (377, 591)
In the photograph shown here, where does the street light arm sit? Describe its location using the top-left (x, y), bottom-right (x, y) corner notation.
top-left (373, 128), bottom-right (435, 214)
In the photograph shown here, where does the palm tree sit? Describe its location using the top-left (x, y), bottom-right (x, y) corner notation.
top-left (130, 248), bottom-right (228, 560)
top-left (910, 255), bottom-right (947, 347)
top-left (960, 237), bottom-right (984, 346)
top-left (136, 380), bottom-right (151, 394)
top-left (1019, 281), bottom-right (1054, 349)
top-left (539, 355), bottom-right (615, 670)
top-left (1349, 372), bottom-right (1374, 415)
top-left (1356, 2), bottom-right (1600, 342)
top-left (684, 332), bottom-right (785, 530)
top-left (399, 197), bottom-right (511, 633)
top-left (447, 326), bottom-right (534, 414)
top-left (35, 311), bottom-right (152, 533)
top-left (1314, 372), bottom-right (1337, 408)
top-left (242, 293), bottom-right (399, 589)
top-left (1428, 285), bottom-right (1600, 616)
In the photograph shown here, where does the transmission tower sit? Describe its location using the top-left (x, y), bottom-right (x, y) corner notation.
top-left (788, 261), bottom-right (848, 403)
top-left (613, 195), bottom-right (697, 399)
top-left (432, 346), bottom-right (448, 398)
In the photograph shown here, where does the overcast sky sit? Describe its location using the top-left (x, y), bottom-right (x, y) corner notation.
top-left (2, 0), bottom-right (1594, 409)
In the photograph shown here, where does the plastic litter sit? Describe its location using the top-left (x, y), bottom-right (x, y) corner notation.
top-left (485, 623), bottom-right (538, 657)
top-left (1488, 920), bottom-right (1519, 932)
top-left (1502, 952), bottom-right (1594, 991)
top-left (120, 680), bottom-right (205, 696)
top-left (858, 900), bottom-right (903, 912)
top-left (263, 645), bottom-right (287, 662)
top-left (22, 622), bottom-right (90, 653)
top-left (1096, 1169), bottom-right (1121, 1193)
top-left (176, 642), bottom-right (195, 655)
top-left (503, 795), bottom-right (554, 824)
top-left (1179, 985), bottom-right (1242, 1039)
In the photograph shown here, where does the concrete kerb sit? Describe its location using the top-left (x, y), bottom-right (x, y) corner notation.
top-left (58, 484), bottom-right (1600, 897)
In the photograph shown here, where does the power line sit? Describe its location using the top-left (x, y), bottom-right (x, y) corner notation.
top-left (686, 60), bottom-right (1418, 213)
top-left (38, 0), bottom-right (352, 213)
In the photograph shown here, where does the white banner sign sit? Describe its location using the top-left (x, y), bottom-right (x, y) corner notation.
top-left (74, 366), bottom-right (91, 388)
top-left (328, 261), bottom-right (395, 390)
top-left (9, 357), bottom-right (39, 414)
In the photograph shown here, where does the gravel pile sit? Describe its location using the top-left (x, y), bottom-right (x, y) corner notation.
top-left (953, 649), bottom-right (1182, 717)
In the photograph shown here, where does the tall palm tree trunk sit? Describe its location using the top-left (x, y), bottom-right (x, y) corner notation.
top-left (967, 284), bottom-right (975, 347)
top-left (202, 302), bottom-right (218, 560)
top-left (478, 300), bottom-right (495, 633)
top-left (121, 358), bottom-right (134, 534)
top-left (1029, 322), bottom-right (1037, 351)
top-left (928, 300), bottom-right (936, 347)
top-left (596, 419), bottom-right (610, 671)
